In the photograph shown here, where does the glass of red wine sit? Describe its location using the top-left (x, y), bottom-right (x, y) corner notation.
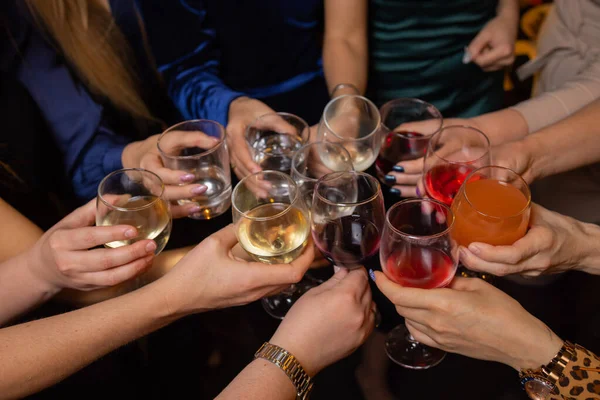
top-left (311, 171), bottom-right (385, 269)
top-left (422, 125), bottom-right (491, 206)
top-left (376, 98), bottom-right (442, 186)
top-left (380, 198), bottom-right (458, 369)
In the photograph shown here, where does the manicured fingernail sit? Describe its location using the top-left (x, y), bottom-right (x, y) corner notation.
top-left (392, 165), bottom-right (405, 173)
top-left (191, 185), bottom-right (207, 195)
top-left (462, 47), bottom-right (472, 64)
top-left (250, 167), bottom-right (262, 174)
top-left (145, 241), bottom-right (157, 253)
top-left (416, 186), bottom-right (422, 197)
top-left (389, 188), bottom-right (401, 196)
top-left (189, 206), bottom-right (202, 214)
top-left (368, 269), bottom-right (376, 282)
top-left (181, 174), bottom-right (195, 182)
top-left (468, 244), bottom-right (480, 255)
top-left (124, 229), bottom-right (137, 238)
top-left (459, 248), bottom-right (468, 260)
top-left (384, 175), bottom-right (396, 184)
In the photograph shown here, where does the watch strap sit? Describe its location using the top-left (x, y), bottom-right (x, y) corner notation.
top-left (255, 342), bottom-right (313, 399)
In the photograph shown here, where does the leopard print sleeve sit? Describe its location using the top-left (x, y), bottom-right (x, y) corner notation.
top-left (549, 344), bottom-right (600, 400)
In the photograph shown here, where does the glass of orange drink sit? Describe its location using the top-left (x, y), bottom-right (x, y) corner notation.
top-left (451, 166), bottom-right (531, 251)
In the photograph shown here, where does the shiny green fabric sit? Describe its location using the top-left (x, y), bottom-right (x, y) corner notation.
top-left (368, 0), bottom-right (504, 117)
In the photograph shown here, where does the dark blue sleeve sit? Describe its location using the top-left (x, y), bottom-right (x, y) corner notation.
top-left (137, 0), bottom-right (245, 125)
top-left (13, 25), bottom-right (131, 200)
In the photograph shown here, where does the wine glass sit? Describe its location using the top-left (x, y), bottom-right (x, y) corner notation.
top-left (422, 125), bottom-right (491, 206)
top-left (380, 198), bottom-right (458, 369)
top-left (311, 171), bottom-right (385, 269)
top-left (291, 141), bottom-right (354, 208)
top-left (232, 171), bottom-right (311, 319)
top-left (317, 95), bottom-right (382, 172)
top-left (376, 98), bottom-right (442, 186)
top-left (96, 168), bottom-right (172, 255)
top-left (158, 119), bottom-right (231, 220)
top-left (451, 166), bottom-right (531, 248)
top-left (246, 112), bottom-right (310, 174)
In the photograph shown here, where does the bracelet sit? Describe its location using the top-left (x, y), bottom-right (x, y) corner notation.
top-left (255, 342), bottom-right (314, 399)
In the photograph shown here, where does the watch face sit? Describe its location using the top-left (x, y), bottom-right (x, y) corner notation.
top-left (525, 379), bottom-right (554, 400)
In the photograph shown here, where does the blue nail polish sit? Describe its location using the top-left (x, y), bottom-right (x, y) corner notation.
top-left (392, 165), bottom-right (405, 173)
top-left (389, 188), bottom-right (401, 196)
top-left (368, 269), bottom-right (376, 282)
top-left (384, 175), bottom-right (396, 184)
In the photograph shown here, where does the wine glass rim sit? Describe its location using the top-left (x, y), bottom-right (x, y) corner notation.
top-left (291, 141), bottom-right (354, 182)
top-left (385, 198), bottom-right (455, 239)
top-left (380, 98), bottom-right (443, 139)
top-left (244, 112), bottom-right (310, 148)
top-left (314, 171), bottom-right (381, 207)
top-left (231, 170), bottom-right (301, 221)
top-left (157, 119), bottom-right (226, 160)
top-left (462, 166), bottom-right (532, 219)
top-left (97, 168), bottom-right (165, 211)
top-left (427, 125), bottom-right (491, 165)
top-left (322, 94), bottom-right (381, 142)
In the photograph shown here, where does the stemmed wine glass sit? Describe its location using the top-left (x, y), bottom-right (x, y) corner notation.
top-left (380, 198), bottom-right (458, 369)
top-left (246, 112), bottom-right (310, 174)
top-left (375, 98), bottom-right (442, 186)
top-left (232, 171), bottom-right (311, 319)
top-left (451, 166), bottom-right (531, 248)
top-left (158, 119), bottom-right (231, 220)
top-left (317, 95), bottom-right (382, 172)
top-left (311, 171), bottom-right (385, 269)
top-left (422, 125), bottom-right (491, 206)
top-left (97, 168), bottom-right (172, 255)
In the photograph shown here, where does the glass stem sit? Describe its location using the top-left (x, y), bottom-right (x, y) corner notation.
top-left (281, 283), bottom-right (297, 296)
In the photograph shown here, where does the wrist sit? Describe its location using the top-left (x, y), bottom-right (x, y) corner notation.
top-left (576, 222), bottom-right (600, 275)
top-left (23, 249), bottom-right (62, 299)
top-left (511, 323), bottom-right (563, 371)
top-left (269, 333), bottom-right (320, 377)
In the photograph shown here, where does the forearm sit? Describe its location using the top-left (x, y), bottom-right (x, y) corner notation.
top-left (0, 252), bottom-right (60, 326)
top-left (0, 281), bottom-right (177, 398)
top-left (524, 99), bottom-right (600, 181)
top-left (472, 108), bottom-right (529, 145)
top-left (496, 0), bottom-right (519, 20)
top-left (0, 198), bottom-right (43, 262)
top-left (323, 38), bottom-right (367, 95)
top-left (216, 359), bottom-right (296, 400)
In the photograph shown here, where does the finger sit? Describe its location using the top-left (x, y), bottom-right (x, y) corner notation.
top-left (59, 199), bottom-right (97, 229)
top-left (466, 30), bottom-right (491, 62)
top-left (310, 267), bottom-right (350, 293)
top-left (337, 268), bottom-right (370, 298)
top-left (72, 239), bottom-right (157, 272)
top-left (55, 225), bottom-right (139, 250)
top-left (170, 203), bottom-right (202, 219)
top-left (160, 130), bottom-right (220, 152)
top-left (208, 224), bottom-right (240, 252)
top-left (459, 247), bottom-right (525, 276)
top-left (228, 126), bottom-right (262, 174)
top-left (472, 46), bottom-right (512, 69)
top-left (141, 154), bottom-right (197, 185)
top-left (373, 271), bottom-right (436, 309)
top-left (394, 158), bottom-right (424, 175)
top-left (405, 319), bottom-right (442, 349)
top-left (162, 183), bottom-right (208, 202)
top-left (467, 227), bottom-right (549, 265)
top-left (78, 254), bottom-right (154, 289)
top-left (386, 172), bottom-right (421, 186)
top-left (390, 185), bottom-right (418, 198)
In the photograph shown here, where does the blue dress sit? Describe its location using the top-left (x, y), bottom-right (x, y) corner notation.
top-left (137, 0), bottom-right (330, 126)
top-left (0, 0), bottom-right (176, 200)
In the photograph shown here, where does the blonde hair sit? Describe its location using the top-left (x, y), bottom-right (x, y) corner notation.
top-left (25, 0), bottom-right (154, 121)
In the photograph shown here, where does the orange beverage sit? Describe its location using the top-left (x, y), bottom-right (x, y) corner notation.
top-left (451, 167), bottom-right (531, 247)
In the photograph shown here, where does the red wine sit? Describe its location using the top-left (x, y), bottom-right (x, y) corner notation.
top-left (424, 164), bottom-right (479, 205)
top-left (313, 215), bottom-right (381, 269)
top-left (376, 131), bottom-right (428, 178)
top-left (384, 247), bottom-right (455, 289)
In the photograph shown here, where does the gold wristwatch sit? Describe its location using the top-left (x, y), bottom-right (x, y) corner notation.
top-left (519, 341), bottom-right (576, 400)
top-left (255, 342), bottom-right (314, 399)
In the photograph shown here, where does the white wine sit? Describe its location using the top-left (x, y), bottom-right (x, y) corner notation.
top-left (346, 145), bottom-right (375, 172)
top-left (178, 165), bottom-right (232, 219)
top-left (237, 202), bottom-right (309, 264)
top-left (97, 195), bottom-right (172, 254)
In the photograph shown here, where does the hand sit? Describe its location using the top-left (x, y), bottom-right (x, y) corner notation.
top-left (122, 134), bottom-right (218, 218)
top-left (155, 224), bottom-right (315, 315)
top-left (226, 97), bottom-right (275, 179)
top-left (374, 273), bottom-right (563, 370)
top-left (27, 199), bottom-right (156, 291)
top-left (270, 268), bottom-right (375, 376)
top-left (460, 204), bottom-right (596, 277)
top-left (466, 12), bottom-right (518, 72)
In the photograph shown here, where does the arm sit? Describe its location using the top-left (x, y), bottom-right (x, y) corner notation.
top-left (137, 0), bottom-right (244, 125)
top-left (0, 198), bottom-right (43, 262)
top-left (322, 0), bottom-right (368, 96)
top-left (216, 360), bottom-right (296, 400)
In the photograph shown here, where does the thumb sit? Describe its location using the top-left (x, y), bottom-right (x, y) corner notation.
top-left (60, 198), bottom-right (97, 229)
top-left (206, 224), bottom-right (239, 252)
top-left (467, 30), bottom-right (491, 62)
top-left (310, 267), bottom-right (349, 294)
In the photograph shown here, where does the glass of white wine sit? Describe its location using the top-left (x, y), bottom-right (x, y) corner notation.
top-left (246, 112), bottom-right (310, 174)
top-left (158, 119), bottom-right (231, 220)
top-left (317, 95), bottom-right (382, 172)
top-left (96, 168), bottom-right (172, 255)
top-left (232, 170), bottom-right (310, 319)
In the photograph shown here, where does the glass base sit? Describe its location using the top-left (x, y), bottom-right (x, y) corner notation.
top-left (385, 324), bottom-right (446, 369)
top-left (262, 279), bottom-right (315, 320)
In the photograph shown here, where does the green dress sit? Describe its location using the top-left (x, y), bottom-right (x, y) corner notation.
top-left (368, 0), bottom-right (504, 117)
